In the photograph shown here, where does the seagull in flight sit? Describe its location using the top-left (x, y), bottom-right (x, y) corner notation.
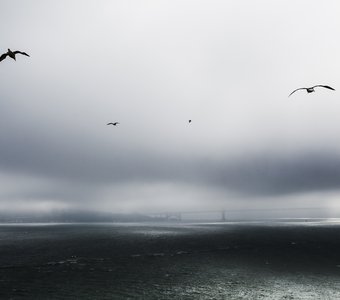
top-left (0, 49), bottom-right (30, 62)
top-left (107, 122), bottom-right (120, 126)
top-left (289, 85), bottom-right (335, 97)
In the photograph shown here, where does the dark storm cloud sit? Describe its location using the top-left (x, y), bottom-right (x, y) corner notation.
top-left (2, 115), bottom-right (340, 200)
top-left (0, 124), bottom-right (189, 184)
top-left (209, 152), bottom-right (340, 197)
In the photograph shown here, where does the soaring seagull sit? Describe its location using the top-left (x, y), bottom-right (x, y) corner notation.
top-left (107, 122), bottom-right (120, 126)
top-left (0, 49), bottom-right (30, 62)
top-left (289, 85), bottom-right (335, 97)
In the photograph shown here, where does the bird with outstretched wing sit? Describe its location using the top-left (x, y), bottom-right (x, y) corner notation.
top-left (289, 85), bottom-right (335, 97)
top-left (0, 49), bottom-right (30, 62)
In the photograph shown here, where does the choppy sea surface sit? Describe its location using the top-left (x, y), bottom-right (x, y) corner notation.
top-left (1, 219), bottom-right (340, 299)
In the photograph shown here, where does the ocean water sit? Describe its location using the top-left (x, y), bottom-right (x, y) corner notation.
top-left (1, 220), bottom-right (340, 299)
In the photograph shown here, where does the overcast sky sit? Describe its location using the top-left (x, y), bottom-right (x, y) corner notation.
top-left (1, 0), bottom-right (340, 214)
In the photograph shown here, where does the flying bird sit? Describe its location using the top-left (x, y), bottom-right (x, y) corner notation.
top-left (107, 122), bottom-right (120, 126)
top-left (0, 49), bottom-right (30, 62)
top-left (289, 85), bottom-right (335, 97)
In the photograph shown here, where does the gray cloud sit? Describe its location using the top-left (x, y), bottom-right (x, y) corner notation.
top-left (210, 152), bottom-right (340, 196)
top-left (1, 0), bottom-right (340, 213)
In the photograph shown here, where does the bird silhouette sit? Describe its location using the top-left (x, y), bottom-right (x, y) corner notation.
top-left (289, 85), bottom-right (335, 97)
top-left (0, 49), bottom-right (30, 62)
top-left (107, 122), bottom-right (120, 126)
top-left (188, 120), bottom-right (192, 123)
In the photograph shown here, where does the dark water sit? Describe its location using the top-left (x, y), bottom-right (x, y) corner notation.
top-left (1, 220), bottom-right (340, 299)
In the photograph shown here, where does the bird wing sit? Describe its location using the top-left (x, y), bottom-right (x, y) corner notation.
top-left (313, 85), bottom-right (335, 91)
top-left (288, 88), bottom-right (306, 97)
top-left (13, 51), bottom-right (30, 57)
top-left (0, 53), bottom-right (8, 62)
